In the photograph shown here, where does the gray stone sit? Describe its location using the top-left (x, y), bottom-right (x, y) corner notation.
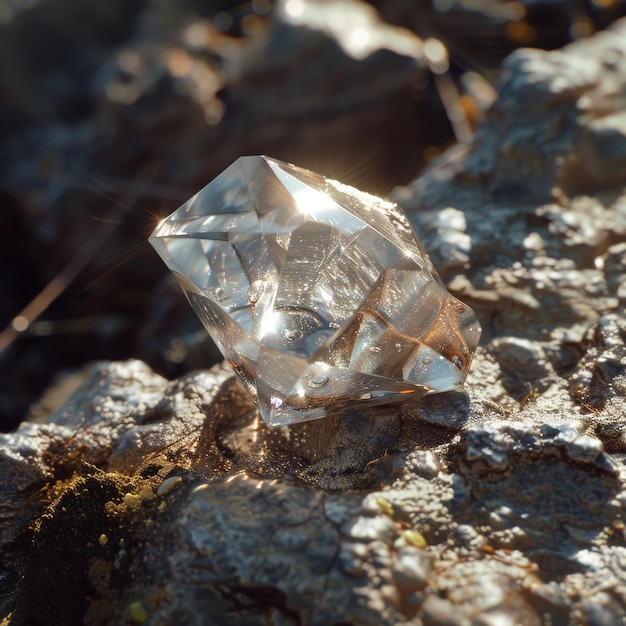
top-left (4, 17), bottom-right (626, 626)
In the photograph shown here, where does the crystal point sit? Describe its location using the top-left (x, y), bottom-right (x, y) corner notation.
top-left (150, 156), bottom-right (481, 426)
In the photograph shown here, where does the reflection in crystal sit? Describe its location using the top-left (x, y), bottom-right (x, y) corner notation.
top-left (150, 156), bottom-right (481, 425)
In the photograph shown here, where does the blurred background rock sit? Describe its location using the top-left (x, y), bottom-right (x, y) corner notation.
top-left (1, 0), bottom-right (625, 431)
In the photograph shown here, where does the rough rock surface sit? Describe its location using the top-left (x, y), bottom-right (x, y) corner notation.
top-left (3, 16), bottom-right (626, 626)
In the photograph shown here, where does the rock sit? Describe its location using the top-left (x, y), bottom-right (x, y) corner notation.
top-left (394, 20), bottom-right (626, 341)
top-left (3, 14), bottom-right (626, 626)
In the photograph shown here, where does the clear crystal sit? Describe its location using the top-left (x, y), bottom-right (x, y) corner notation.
top-left (149, 156), bottom-right (481, 426)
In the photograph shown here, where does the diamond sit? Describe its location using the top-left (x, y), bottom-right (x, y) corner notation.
top-left (149, 156), bottom-right (481, 426)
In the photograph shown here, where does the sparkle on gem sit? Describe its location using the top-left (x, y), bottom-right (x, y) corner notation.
top-left (150, 156), bottom-right (481, 426)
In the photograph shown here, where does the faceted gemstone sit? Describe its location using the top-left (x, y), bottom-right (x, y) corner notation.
top-left (149, 156), bottom-right (481, 426)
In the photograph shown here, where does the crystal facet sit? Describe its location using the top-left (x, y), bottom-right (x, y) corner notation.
top-left (149, 156), bottom-right (481, 426)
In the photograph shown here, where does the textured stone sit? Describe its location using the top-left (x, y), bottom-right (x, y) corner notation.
top-left (4, 15), bottom-right (626, 626)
